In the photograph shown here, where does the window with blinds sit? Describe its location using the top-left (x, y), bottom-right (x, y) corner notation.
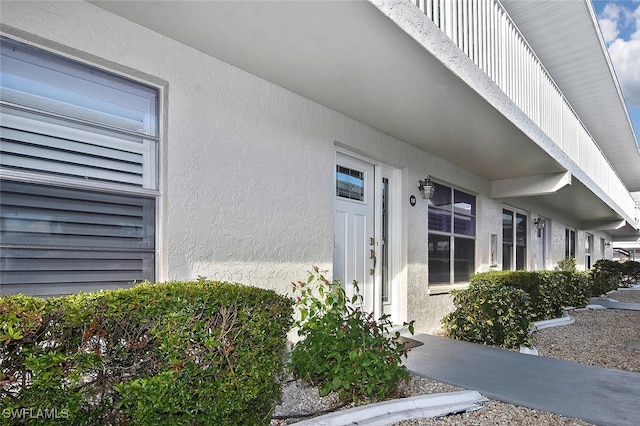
top-left (0, 37), bottom-right (159, 296)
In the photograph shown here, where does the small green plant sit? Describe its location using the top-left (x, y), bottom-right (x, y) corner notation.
top-left (557, 257), bottom-right (577, 271)
top-left (441, 282), bottom-right (534, 349)
top-left (290, 267), bottom-right (414, 402)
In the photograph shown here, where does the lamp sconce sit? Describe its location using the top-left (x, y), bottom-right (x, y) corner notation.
top-left (534, 218), bottom-right (545, 231)
top-left (605, 241), bottom-right (611, 247)
top-left (418, 177), bottom-right (435, 200)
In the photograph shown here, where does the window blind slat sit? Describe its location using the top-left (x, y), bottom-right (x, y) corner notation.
top-left (1, 126), bottom-right (143, 164)
top-left (1, 86), bottom-right (147, 134)
top-left (2, 269), bottom-right (148, 285)
top-left (1, 218), bottom-right (143, 239)
top-left (0, 154), bottom-right (143, 185)
top-left (1, 106), bottom-right (152, 154)
top-left (1, 183), bottom-right (147, 216)
top-left (1, 205), bottom-right (142, 227)
top-left (1, 106), bottom-right (151, 188)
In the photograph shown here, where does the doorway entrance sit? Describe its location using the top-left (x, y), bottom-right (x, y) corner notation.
top-left (334, 151), bottom-right (395, 320)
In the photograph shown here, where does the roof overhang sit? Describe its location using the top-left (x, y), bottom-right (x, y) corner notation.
top-left (88, 0), bottom-right (571, 178)
top-left (88, 0), bottom-right (639, 238)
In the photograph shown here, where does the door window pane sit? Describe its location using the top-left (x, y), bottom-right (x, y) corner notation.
top-left (565, 229), bottom-right (576, 258)
top-left (382, 177), bottom-right (390, 303)
top-left (585, 234), bottom-right (593, 269)
top-left (336, 166), bottom-right (364, 201)
top-left (515, 213), bottom-right (527, 270)
top-left (503, 209), bottom-right (527, 270)
top-left (502, 210), bottom-right (513, 270)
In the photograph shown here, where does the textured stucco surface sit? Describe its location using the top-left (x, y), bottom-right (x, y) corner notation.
top-left (0, 1), bottom-right (616, 331)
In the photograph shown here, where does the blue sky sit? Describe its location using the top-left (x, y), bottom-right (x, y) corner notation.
top-left (591, 0), bottom-right (640, 144)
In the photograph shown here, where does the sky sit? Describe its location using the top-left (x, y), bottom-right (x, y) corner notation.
top-left (591, 0), bottom-right (640, 144)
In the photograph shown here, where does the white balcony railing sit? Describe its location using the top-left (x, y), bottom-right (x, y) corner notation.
top-left (414, 0), bottom-right (637, 220)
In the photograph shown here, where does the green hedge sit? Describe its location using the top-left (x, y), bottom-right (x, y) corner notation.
top-left (1, 280), bottom-right (292, 425)
top-left (621, 261), bottom-right (640, 287)
top-left (468, 270), bottom-right (589, 321)
top-left (441, 270), bottom-right (590, 348)
top-left (442, 282), bottom-right (534, 349)
top-left (590, 259), bottom-right (640, 295)
top-left (590, 259), bottom-right (622, 296)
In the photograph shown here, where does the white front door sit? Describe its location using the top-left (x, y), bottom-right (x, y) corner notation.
top-left (334, 153), bottom-right (376, 315)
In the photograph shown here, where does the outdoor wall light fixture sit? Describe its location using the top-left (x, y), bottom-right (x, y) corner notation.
top-left (418, 177), bottom-right (435, 200)
top-left (534, 218), bottom-right (545, 230)
top-left (605, 241), bottom-right (612, 247)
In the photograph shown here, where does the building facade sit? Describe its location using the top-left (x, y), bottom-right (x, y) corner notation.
top-left (1, 0), bottom-right (639, 331)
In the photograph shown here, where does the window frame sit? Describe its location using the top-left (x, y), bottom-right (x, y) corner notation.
top-left (0, 37), bottom-right (162, 295)
top-left (502, 207), bottom-right (528, 271)
top-left (427, 181), bottom-right (476, 289)
top-left (565, 228), bottom-right (576, 259)
top-left (585, 233), bottom-right (594, 269)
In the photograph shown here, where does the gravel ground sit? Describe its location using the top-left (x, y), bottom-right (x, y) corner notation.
top-left (271, 288), bottom-right (640, 426)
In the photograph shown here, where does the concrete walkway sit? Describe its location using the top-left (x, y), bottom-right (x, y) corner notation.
top-left (404, 334), bottom-right (640, 426)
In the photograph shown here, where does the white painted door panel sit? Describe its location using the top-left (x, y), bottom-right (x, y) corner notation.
top-left (334, 153), bottom-right (375, 313)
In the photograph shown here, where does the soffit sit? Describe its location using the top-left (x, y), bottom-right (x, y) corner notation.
top-left (90, 0), bottom-right (562, 182)
top-left (88, 0), bottom-right (636, 234)
top-left (501, 0), bottom-right (640, 192)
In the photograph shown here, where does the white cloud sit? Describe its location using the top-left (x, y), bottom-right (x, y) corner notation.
top-left (601, 2), bottom-right (623, 20)
top-left (598, 3), bottom-right (623, 43)
top-left (608, 38), bottom-right (640, 106)
top-left (599, 17), bottom-right (620, 42)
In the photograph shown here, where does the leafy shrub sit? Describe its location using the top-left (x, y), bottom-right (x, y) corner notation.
top-left (536, 271), bottom-right (590, 319)
top-left (590, 259), bottom-right (623, 296)
top-left (557, 257), bottom-right (577, 271)
top-left (441, 282), bottom-right (534, 349)
top-left (621, 261), bottom-right (640, 287)
top-left (1, 280), bottom-right (292, 425)
top-left (469, 270), bottom-right (589, 321)
top-left (290, 267), bottom-right (414, 402)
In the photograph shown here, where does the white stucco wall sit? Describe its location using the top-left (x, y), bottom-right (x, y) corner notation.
top-left (1, 1), bottom-right (614, 332)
